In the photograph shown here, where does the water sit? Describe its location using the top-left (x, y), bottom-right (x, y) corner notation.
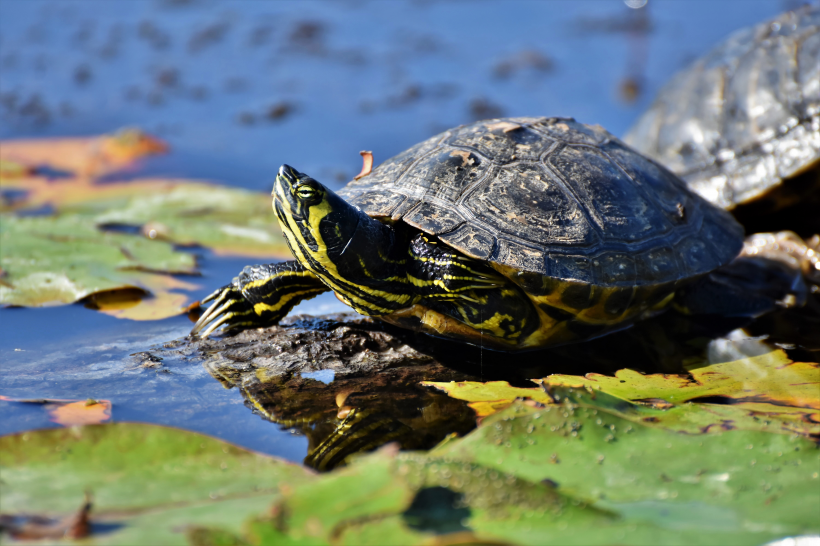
top-left (0, 0), bottom-right (805, 465)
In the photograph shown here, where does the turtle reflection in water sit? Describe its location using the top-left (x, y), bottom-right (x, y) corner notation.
top-left (201, 327), bottom-right (479, 471)
top-left (192, 117), bottom-right (807, 349)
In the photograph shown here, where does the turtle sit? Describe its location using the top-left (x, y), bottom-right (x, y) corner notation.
top-left (191, 116), bottom-right (753, 351)
top-left (624, 5), bottom-right (820, 228)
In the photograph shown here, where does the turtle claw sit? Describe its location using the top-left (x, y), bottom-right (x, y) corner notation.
top-left (190, 284), bottom-right (253, 338)
top-left (200, 287), bottom-right (223, 305)
top-left (197, 312), bottom-right (236, 339)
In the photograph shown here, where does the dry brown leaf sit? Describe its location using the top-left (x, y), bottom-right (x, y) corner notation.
top-left (354, 150), bottom-right (374, 180)
top-left (47, 399), bottom-right (112, 426)
top-left (88, 275), bottom-right (200, 321)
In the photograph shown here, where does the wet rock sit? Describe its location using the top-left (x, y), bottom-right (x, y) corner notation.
top-left (184, 313), bottom-right (470, 383)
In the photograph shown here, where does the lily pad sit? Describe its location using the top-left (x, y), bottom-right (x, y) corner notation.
top-left (424, 348), bottom-right (820, 439)
top-left (90, 181), bottom-right (290, 258)
top-left (432, 387), bottom-right (820, 542)
top-left (0, 423), bottom-right (314, 545)
top-left (0, 214), bottom-right (199, 318)
top-left (0, 133), bottom-right (291, 318)
top-left (543, 348), bottom-right (819, 409)
top-left (1, 176), bottom-right (290, 259)
top-left (191, 447), bottom-right (632, 546)
top-left (419, 380), bottom-right (553, 419)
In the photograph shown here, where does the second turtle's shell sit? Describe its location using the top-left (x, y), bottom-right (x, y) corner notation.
top-left (625, 6), bottom-right (820, 211)
top-left (339, 117), bottom-right (743, 289)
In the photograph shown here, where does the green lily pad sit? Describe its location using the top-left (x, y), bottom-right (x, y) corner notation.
top-left (424, 348), bottom-right (820, 439)
top-left (9, 401), bottom-right (816, 545)
top-left (431, 387), bottom-right (820, 542)
top-left (0, 423), bottom-right (314, 545)
top-left (90, 181), bottom-right (289, 258)
top-left (1, 134), bottom-right (291, 317)
top-left (191, 447), bottom-right (632, 546)
top-left (0, 214), bottom-right (196, 308)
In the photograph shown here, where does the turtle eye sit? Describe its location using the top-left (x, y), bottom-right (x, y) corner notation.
top-left (295, 185), bottom-right (320, 201)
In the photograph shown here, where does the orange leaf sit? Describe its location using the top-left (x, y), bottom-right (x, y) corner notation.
top-left (47, 400), bottom-right (112, 426)
top-left (0, 128), bottom-right (167, 180)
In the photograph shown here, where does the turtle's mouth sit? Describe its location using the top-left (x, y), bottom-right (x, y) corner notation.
top-left (272, 164), bottom-right (299, 204)
top-left (278, 164), bottom-right (299, 187)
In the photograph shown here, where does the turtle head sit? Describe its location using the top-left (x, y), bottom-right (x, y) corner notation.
top-left (272, 165), bottom-right (397, 298)
top-left (273, 164), bottom-right (360, 255)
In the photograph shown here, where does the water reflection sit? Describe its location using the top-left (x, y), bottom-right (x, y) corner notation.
top-left (202, 336), bottom-right (478, 471)
top-left (193, 294), bottom-right (818, 471)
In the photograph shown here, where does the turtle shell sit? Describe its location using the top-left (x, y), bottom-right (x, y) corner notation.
top-left (624, 5), bottom-right (820, 210)
top-left (338, 117), bottom-right (743, 287)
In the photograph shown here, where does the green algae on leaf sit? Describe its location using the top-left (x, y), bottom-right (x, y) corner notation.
top-left (0, 423), bottom-right (314, 546)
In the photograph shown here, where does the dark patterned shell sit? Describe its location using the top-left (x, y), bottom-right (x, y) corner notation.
top-left (624, 6), bottom-right (820, 210)
top-left (338, 117), bottom-right (743, 287)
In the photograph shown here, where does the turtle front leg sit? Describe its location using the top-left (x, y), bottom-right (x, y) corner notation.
top-left (191, 261), bottom-right (330, 338)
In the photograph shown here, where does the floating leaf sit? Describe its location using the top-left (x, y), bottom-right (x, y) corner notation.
top-left (90, 181), bottom-right (290, 258)
top-left (419, 380), bottom-right (552, 418)
top-left (543, 348), bottom-right (819, 409)
top-left (432, 387), bottom-right (820, 543)
top-left (1, 174), bottom-right (289, 259)
top-left (0, 134), bottom-right (292, 317)
top-left (46, 399), bottom-right (112, 426)
top-left (0, 129), bottom-right (167, 180)
top-left (0, 396), bottom-right (112, 426)
top-left (0, 214), bottom-right (198, 318)
top-left (424, 348), bottom-right (820, 439)
top-left (0, 423), bottom-right (314, 545)
top-left (86, 275), bottom-right (200, 321)
top-left (193, 447), bottom-right (626, 546)
top-left (424, 379), bottom-right (820, 439)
